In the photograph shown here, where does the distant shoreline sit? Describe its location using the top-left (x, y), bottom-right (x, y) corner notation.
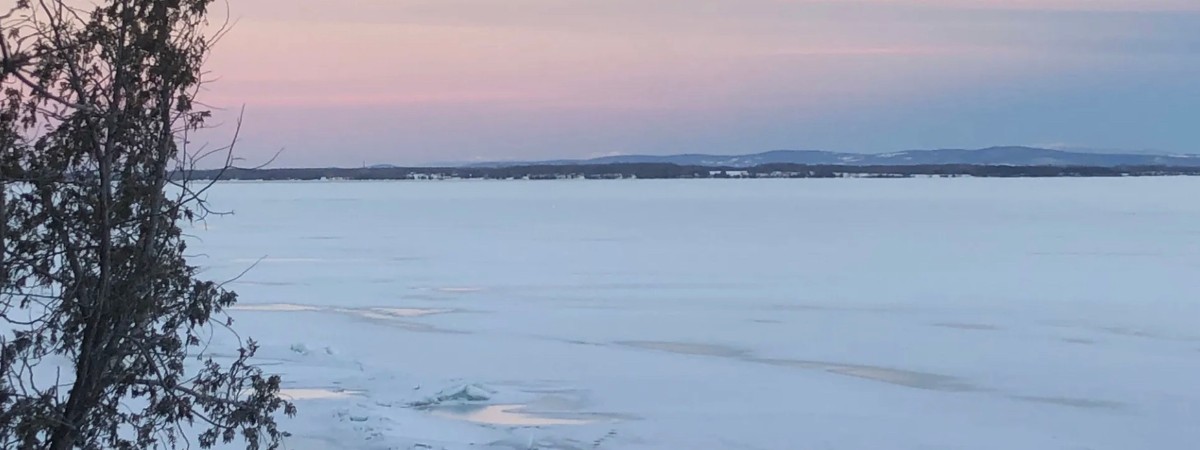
top-left (180, 163), bottom-right (1200, 181)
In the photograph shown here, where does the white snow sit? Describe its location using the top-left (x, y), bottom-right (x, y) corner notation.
top-left (184, 178), bottom-right (1200, 450)
top-left (230, 303), bottom-right (322, 312)
top-left (434, 287), bottom-right (485, 293)
top-left (371, 308), bottom-right (450, 317)
top-left (280, 388), bottom-right (363, 401)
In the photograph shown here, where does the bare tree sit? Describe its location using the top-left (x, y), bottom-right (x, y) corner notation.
top-left (1, 1), bottom-right (294, 449)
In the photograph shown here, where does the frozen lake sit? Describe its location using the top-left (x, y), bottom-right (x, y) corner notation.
top-left (191, 178), bottom-right (1200, 450)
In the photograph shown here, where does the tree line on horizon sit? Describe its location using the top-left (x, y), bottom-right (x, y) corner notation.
top-left (179, 163), bottom-right (1200, 181)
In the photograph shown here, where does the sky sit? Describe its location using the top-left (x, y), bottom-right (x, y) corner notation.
top-left (198, 0), bottom-right (1200, 167)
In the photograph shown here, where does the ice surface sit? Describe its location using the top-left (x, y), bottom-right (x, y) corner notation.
top-left (184, 178), bottom-right (1200, 449)
top-left (280, 388), bottom-right (362, 401)
top-left (433, 405), bottom-right (594, 426)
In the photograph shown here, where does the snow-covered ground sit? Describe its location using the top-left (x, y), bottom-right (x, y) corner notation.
top-left (190, 178), bottom-right (1200, 450)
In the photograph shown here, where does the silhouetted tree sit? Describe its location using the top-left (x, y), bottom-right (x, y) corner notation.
top-left (1, 1), bottom-right (293, 448)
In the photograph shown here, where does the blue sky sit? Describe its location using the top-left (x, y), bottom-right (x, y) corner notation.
top-left (200, 0), bottom-right (1200, 166)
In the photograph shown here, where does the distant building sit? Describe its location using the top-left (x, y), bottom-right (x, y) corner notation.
top-left (707, 170), bottom-right (749, 178)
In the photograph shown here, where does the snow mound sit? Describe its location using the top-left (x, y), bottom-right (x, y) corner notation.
top-left (411, 384), bottom-right (496, 408)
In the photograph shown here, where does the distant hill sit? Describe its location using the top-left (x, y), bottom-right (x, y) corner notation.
top-left (464, 147), bottom-right (1200, 168)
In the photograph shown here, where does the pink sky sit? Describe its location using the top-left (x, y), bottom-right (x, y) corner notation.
top-left (197, 0), bottom-right (1200, 166)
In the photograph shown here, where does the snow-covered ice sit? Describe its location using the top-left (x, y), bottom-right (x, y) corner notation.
top-left (188, 178), bottom-right (1200, 449)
